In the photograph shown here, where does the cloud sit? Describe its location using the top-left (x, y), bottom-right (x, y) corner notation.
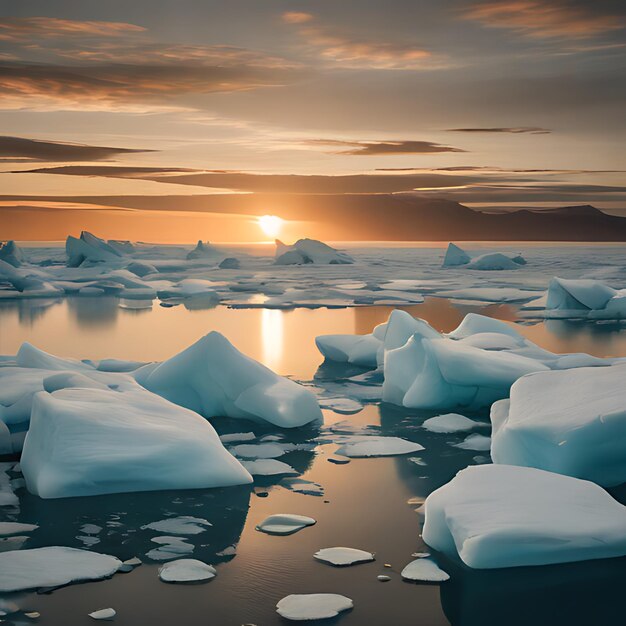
top-left (281, 12), bottom-right (445, 69)
top-left (462, 1), bottom-right (624, 40)
top-left (305, 139), bottom-right (465, 155)
top-left (0, 16), bottom-right (145, 41)
top-left (447, 126), bottom-right (551, 134)
top-left (0, 136), bottom-right (154, 162)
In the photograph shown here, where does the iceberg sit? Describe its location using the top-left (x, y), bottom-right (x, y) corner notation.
top-left (0, 241), bottom-right (24, 267)
top-left (137, 331), bottom-right (322, 428)
top-left (442, 243), bottom-right (471, 267)
top-left (275, 239), bottom-right (354, 265)
top-left (66, 231), bottom-right (125, 267)
top-left (544, 277), bottom-right (626, 319)
top-left (0, 547), bottom-right (122, 592)
top-left (219, 257), bottom-right (241, 269)
top-left (422, 464), bottom-right (626, 569)
top-left (491, 364), bottom-right (626, 487)
top-left (20, 386), bottom-right (252, 499)
top-left (186, 240), bottom-right (220, 260)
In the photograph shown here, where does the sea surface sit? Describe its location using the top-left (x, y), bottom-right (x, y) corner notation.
top-left (1, 249), bottom-right (626, 625)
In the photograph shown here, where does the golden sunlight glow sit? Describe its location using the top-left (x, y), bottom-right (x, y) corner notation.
top-left (257, 214), bottom-right (283, 238)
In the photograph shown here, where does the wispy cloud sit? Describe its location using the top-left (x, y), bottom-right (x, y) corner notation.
top-left (447, 126), bottom-right (551, 134)
top-left (280, 12), bottom-right (447, 69)
top-left (462, 1), bottom-right (624, 40)
top-left (305, 139), bottom-right (465, 155)
top-left (0, 136), bottom-right (154, 162)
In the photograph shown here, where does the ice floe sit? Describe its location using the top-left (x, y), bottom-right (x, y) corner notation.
top-left (422, 413), bottom-right (480, 433)
top-left (88, 608), bottom-right (116, 621)
top-left (491, 364), bottom-right (626, 486)
top-left (334, 436), bottom-right (423, 458)
top-left (158, 559), bottom-right (216, 583)
top-left (0, 546), bottom-right (122, 592)
top-left (20, 386), bottom-right (252, 498)
top-left (0, 522), bottom-right (38, 535)
top-left (136, 331), bottom-right (322, 428)
top-left (442, 243), bottom-right (526, 270)
top-left (141, 516), bottom-right (212, 535)
top-left (276, 594), bottom-right (353, 621)
top-left (256, 514), bottom-right (316, 535)
top-left (401, 558), bottom-right (449, 582)
top-left (313, 547), bottom-right (374, 566)
top-left (147, 536), bottom-right (194, 561)
top-left (275, 239), bottom-right (354, 265)
top-left (422, 464), bottom-right (626, 569)
top-left (543, 277), bottom-right (626, 319)
top-left (453, 434), bottom-right (492, 451)
top-left (241, 459), bottom-right (298, 476)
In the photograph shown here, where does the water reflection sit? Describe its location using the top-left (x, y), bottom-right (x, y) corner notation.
top-left (261, 308), bottom-right (284, 372)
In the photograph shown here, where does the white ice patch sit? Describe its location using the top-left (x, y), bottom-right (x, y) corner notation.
top-left (146, 536), bottom-right (194, 561)
top-left (313, 547), bottom-right (375, 566)
top-left (88, 608), bottom-right (117, 621)
top-left (0, 522), bottom-right (38, 536)
top-left (401, 558), bottom-right (449, 582)
top-left (276, 594), bottom-right (353, 621)
top-left (335, 436), bottom-right (424, 458)
top-left (453, 434), bottom-right (492, 451)
top-left (141, 516), bottom-right (212, 535)
top-left (158, 559), bottom-right (216, 583)
top-left (0, 547), bottom-right (122, 592)
top-left (256, 514), bottom-right (316, 535)
top-left (241, 459), bottom-right (298, 476)
top-left (422, 413), bottom-right (480, 434)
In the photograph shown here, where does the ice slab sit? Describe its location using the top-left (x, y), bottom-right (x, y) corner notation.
top-left (401, 558), bottom-right (449, 582)
top-left (422, 413), bottom-right (480, 433)
top-left (276, 594), bottom-right (353, 621)
top-left (256, 514), bottom-right (316, 535)
top-left (141, 516), bottom-right (212, 535)
top-left (335, 436), bottom-right (424, 458)
top-left (158, 559), bottom-right (216, 583)
top-left (313, 547), bottom-right (374, 566)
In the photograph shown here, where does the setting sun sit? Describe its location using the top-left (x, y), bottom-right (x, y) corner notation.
top-left (257, 214), bottom-right (283, 238)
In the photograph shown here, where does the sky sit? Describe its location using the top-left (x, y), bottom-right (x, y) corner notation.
top-left (0, 0), bottom-right (625, 242)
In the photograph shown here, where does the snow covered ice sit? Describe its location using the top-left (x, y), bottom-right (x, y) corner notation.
top-left (136, 331), bottom-right (322, 428)
top-left (544, 277), bottom-right (626, 319)
top-left (158, 559), bottom-right (216, 583)
top-left (0, 546), bottom-right (122, 592)
top-left (422, 465), bottom-right (626, 569)
top-left (256, 514), bottom-right (316, 535)
top-left (275, 238), bottom-right (354, 265)
top-left (140, 516), bottom-right (212, 535)
top-left (401, 558), bottom-right (449, 582)
top-left (88, 608), bottom-right (116, 621)
top-left (276, 594), bottom-right (353, 621)
top-left (20, 386), bottom-right (252, 498)
top-left (491, 364), bottom-right (626, 486)
top-left (334, 435), bottom-right (424, 458)
top-left (441, 243), bottom-right (526, 270)
top-left (422, 413), bottom-right (480, 433)
top-left (313, 547), bottom-right (375, 566)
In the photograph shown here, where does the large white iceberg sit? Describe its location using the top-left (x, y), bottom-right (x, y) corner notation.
top-left (422, 464), bottom-right (626, 569)
top-left (66, 231), bottom-right (126, 267)
top-left (544, 277), bottom-right (626, 319)
top-left (137, 331), bottom-right (322, 428)
top-left (21, 386), bottom-right (252, 498)
top-left (491, 364), bottom-right (626, 487)
top-left (275, 239), bottom-right (354, 265)
top-left (441, 243), bottom-right (526, 270)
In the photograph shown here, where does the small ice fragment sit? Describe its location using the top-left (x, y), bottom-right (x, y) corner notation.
top-left (141, 516), bottom-right (211, 535)
top-left (219, 432), bottom-right (255, 444)
top-left (422, 413), bottom-right (479, 434)
top-left (453, 434), bottom-right (491, 451)
top-left (313, 547), bottom-right (374, 566)
top-left (276, 594), bottom-right (353, 621)
top-left (241, 459), bottom-right (298, 476)
top-left (401, 559), bottom-right (449, 582)
top-left (377, 575), bottom-right (391, 582)
top-left (256, 514), bottom-right (316, 536)
top-left (335, 436), bottom-right (424, 458)
top-left (158, 559), bottom-right (216, 583)
top-left (89, 608), bottom-right (116, 621)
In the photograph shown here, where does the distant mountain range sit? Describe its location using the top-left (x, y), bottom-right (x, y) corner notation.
top-left (3, 193), bottom-right (626, 241)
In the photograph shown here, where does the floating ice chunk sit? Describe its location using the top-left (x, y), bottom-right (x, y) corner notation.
top-left (335, 436), bottom-right (423, 458)
top-left (0, 522), bottom-right (38, 536)
top-left (313, 547), bottom-right (374, 566)
top-left (318, 397), bottom-right (363, 414)
top-left (219, 257), bottom-right (240, 269)
top-left (377, 574), bottom-right (391, 581)
top-left (219, 432), bottom-right (256, 444)
top-left (0, 547), bottom-right (122, 592)
top-left (442, 243), bottom-right (471, 267)
top-left (158, 559), bottom-right (216, 583)
top-left (126, 261), bottom-right (157, 277)
top-left (242, 459), bottom-right (298, 476)
top-left (466, 253), bottom-right (522, 271)
top-left (453, 434), bottom-right (491, 451)
top-left (400, 558), bottom-right (449, 582)
top-left (147, 536), bottom-right (194, 561)
top-left (0, 241), bottom-right (24, 267)
top-left (546, 277), bottom-right (616, 312)
top-left (229, 443), bottom-right (288, 459)
top-left (66, 231), bottom-right (123, 267)
top-left (491, 364), bottom-right (626, 486)
top-left (275, 239), bottom-right (354, 265)
top-left (141, 516), bottom-right (212, 535)
top-left (383, 335), bottom-right (548, 410)
top-left (422, 413), bottom-right (479, 434)
top-left (315, 334), bottom-right (381, 368)
top-left (280, 477), bottom-right (324, 496)
top-left (21, 387), bottom-right (251, 499)
top-left (137, 331), bottom-right (322, 428)
top-left (276, 594), bottom-right (353, 621)
top-left (88, 608), bottom-right (116, 621)
top-left (0, 260), bottom-right (61, 297)
top-left (158, 278), bottom-right (220, 300)
top-left (256, 514), bottom-right (316, 535)
top-left (422, 464), bottom-right (626, 569)
top-left (186, 240), bottom-right (220, 260)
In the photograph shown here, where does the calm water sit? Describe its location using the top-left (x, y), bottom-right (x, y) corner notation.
top-left (1, 297), bottom-right (626, 626)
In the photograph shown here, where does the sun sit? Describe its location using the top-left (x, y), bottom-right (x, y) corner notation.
top-left (257, 214), bottom-right (283, 238)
